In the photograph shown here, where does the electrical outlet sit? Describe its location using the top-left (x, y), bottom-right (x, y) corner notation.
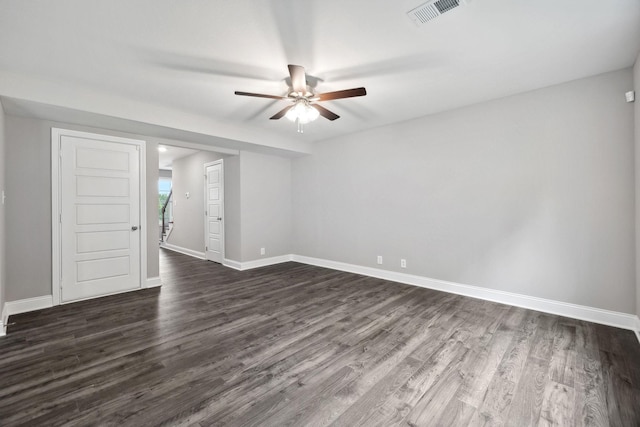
top-left (377, 256), bottom-right (383, 265)
top-left (401, 259), bottom-right (407, 268)
top-left (260, 247), bottom-right (266, 255)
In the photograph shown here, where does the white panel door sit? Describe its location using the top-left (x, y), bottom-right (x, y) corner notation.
top-left (60, 135), bottom-right (141, 302)
top-left (204, 161), bottom-right (224, 263)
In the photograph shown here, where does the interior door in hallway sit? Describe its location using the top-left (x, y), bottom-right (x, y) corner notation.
top-left (204, 160), bottom-right (224, 263)
top-left (59, 134), bottom-right (142, 302)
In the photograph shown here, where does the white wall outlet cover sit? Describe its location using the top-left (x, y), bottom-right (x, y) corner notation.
top-left (260, 248), bottom-right (266, 255)
top-left (377, 256), bottom-right (383, 264)
top-left (626, 91), bottom-right (635, 102)
top-left (185, 192), bottom-right (190, 199)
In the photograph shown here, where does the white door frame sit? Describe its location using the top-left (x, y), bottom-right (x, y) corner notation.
top-left (203, 159), bottom-right (225, 262)
top-left (51, 128), bottom-right (148, 306)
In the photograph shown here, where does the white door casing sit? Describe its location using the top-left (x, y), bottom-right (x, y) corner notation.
top-left (52, 129), bottom-right (147, 305)
top-left (204, 160), bottom-right (224, 263)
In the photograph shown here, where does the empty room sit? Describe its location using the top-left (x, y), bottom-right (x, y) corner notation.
top-left (0, 1), bottom-right (639, 426)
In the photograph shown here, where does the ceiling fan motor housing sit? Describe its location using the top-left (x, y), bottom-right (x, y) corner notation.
top-left (234, 64), bottom-right (366, 125)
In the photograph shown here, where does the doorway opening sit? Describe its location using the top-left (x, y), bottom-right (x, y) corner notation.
top-left (156, 144), bottom-right (233, 268)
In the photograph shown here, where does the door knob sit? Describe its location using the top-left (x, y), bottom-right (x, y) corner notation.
top-left (217, 217), bottom-right (222, 221)
top-left (131, 226), bottom-right (139, 231)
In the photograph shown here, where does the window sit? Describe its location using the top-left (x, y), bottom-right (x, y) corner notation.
top-left (158, 177), bottom-right (172, 221)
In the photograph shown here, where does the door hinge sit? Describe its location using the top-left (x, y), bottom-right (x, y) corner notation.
top-left (59, 213), bottom-right (62, 223)
top-left (205, 246), bottom-right (208, 251)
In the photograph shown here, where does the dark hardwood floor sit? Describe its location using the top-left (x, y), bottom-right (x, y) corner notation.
top-left (1, 248), bottom-right (639, 426)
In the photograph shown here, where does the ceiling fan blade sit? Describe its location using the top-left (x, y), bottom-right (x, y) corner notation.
top-left (288, 64), bottom-right (307, 94)
top-left (313, 104), bottom-right (340, 121)
top-left (235, 91), bottom-right (287, 100)
top-left (316, 87), bottom-right (367, 101)
top-left (270, 105), bottom-right (294, 120)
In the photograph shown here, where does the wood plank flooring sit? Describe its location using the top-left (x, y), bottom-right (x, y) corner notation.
top-left (1, 248), bottom-right (639, 426)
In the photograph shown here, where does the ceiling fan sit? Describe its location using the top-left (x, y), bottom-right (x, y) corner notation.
top-left (234, 64), bottom-right (367, 133)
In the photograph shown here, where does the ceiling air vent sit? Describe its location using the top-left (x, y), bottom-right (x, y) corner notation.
top-left (407, 0), bottom-right (466, 26)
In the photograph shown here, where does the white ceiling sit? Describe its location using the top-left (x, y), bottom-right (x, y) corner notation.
top-left (0, 0), bottom-right (639, 152)
top-left (158, 145), bottom-right (199, 170)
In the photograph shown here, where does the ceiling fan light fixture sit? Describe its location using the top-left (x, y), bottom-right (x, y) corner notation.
top-left (235, 64), bottom-right (366, 131)
top-left (286, 100), bottom-right (319, 124)
top-left (308, 105), bottom-right (320, 120)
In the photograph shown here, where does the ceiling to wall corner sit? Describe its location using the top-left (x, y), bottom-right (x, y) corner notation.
top-left (0, 0), bottom-right (638, 149)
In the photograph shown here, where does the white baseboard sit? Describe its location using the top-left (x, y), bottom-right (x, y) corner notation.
top-left (2, 255), bottom-right (637, 344)
top-left (4, 295), bottom-right (53, 318)
top-left (223, 255), bottom-right (293, 271)
top-left (160, 243), bottom-right (205, 260)
top-left (146, 276), bottom-right (162, 288)
top-left (291, 255), bottom-right (639, 334)
top-left (0, 304), bottom-right (6, 336)
top-left (222, 259), bottom-right (243, 270)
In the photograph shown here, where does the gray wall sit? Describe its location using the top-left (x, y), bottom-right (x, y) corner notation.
top-left (5, 116), bottom-right (52, 301)
top-left (146, 142), bottom-right (159, 280)
top-left (292, 68), bottom-right (636, 314)
top-left (635, 53), bottom-right (640, 317)
top-left (0, 101), bottom-right (6, 316)
top-left (4, 116), bottom-right (160, 301)
top-left (166, 150), bottom-right (291, 263)
top-left (2, 112), bottom-right (289, 301)
top-left (166, 151), bottom-right (226, 253)
top-left (224, 155), bottom-right (241, 261)
top-left (240, 151), bottom-right (292, 261)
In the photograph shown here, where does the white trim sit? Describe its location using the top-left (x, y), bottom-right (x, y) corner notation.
top-left (222, 259), bottom-right (243, 270)
top-left (51, 129), bottom-right (61, 305)
top-left (0, 304), bottom-right (6, 336)
top-left (51, 128), bottom-right (147, 306)
top-left (158, 139), bottom-right (239, 156)
top-left (223, 255), bottom-right (293, 271)
top-left (3, 255), bottom-right (639, 343)
top-left (165, 223), bottom-right (174, 241)
top-left (139, 142), bottom-right (148, 296)
top-left (4, 295), bottom-right (53, 317)
top-left (146, 277), bottom-right (162, 288)
top-left (291, 255), bottom-right (639, 333)
top-left (203, 160), bottom-right (225, 264)
top-left (160, 242), bottom-right (206, 260)
top-left (59, 286), bottom-right (148, 305)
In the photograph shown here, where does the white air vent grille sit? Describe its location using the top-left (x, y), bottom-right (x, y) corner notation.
top-left (407, 0), bottom-right (462, 25)
top-left (435, 0), bottom-right (459, 13)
